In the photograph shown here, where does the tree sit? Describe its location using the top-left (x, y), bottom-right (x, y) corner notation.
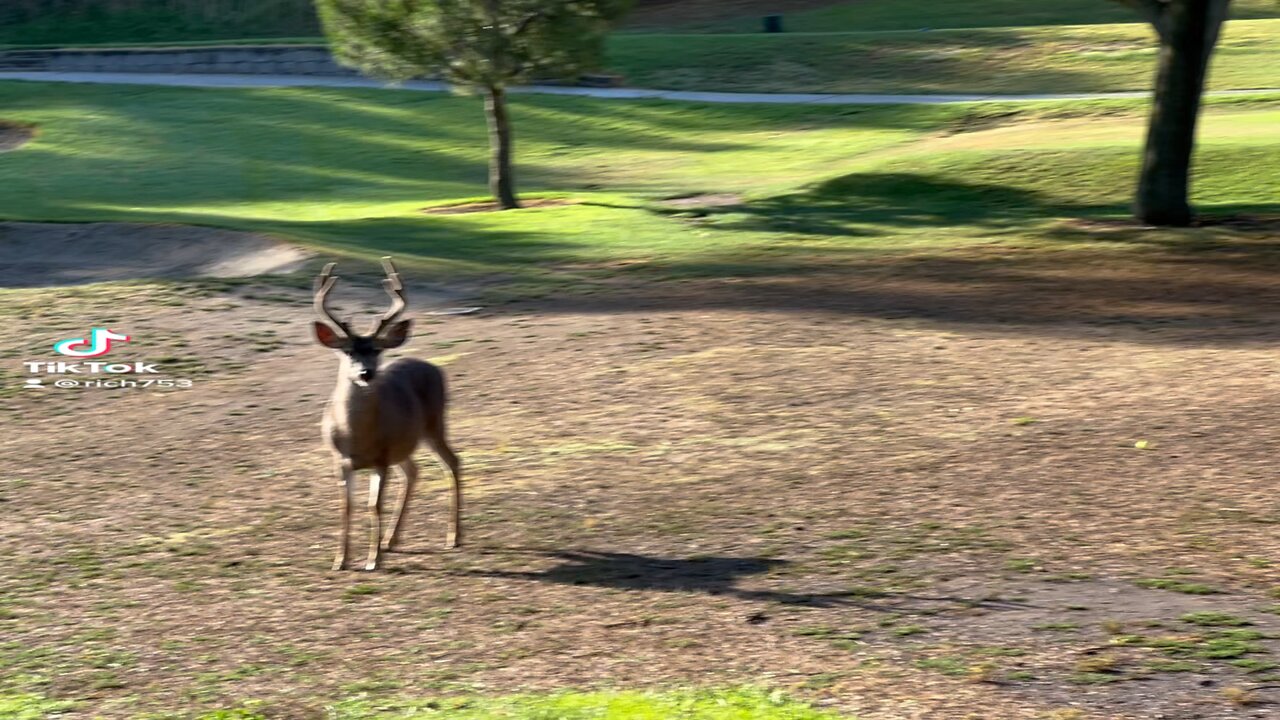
top-left (1118, 0), bottom-right (1231, 226)
top-left (315, 0), bottom-right (631, 209)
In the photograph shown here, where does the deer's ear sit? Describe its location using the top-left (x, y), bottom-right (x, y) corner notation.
top-left (313, 321), bottom-right (346, 349)
top-left (377, 319), bottom-right (412, 349)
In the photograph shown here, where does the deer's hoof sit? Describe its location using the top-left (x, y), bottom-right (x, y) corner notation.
top-left (364, 559), bottom-right (379, 571)
top-left (331, 558), bottom-right (347, 572)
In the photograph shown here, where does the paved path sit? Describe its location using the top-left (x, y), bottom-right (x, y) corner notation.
top-left (1, 71), bottom-right (1277, 104)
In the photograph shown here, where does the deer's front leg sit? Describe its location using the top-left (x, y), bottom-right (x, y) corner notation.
top-left (365, 465), bottom-right (388, 571)
top-left (333, 461), bottom-right (353, 571)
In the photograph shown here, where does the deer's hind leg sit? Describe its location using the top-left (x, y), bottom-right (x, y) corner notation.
top-left (382, 458), bottom-right (418, 552)
top-left (425, 418), bottom-right (462, 549)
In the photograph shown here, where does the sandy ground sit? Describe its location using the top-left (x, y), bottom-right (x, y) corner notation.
top-left (0, 121), bottom-right (35, 152)
top-left (0, 222), bottom-right (311, 288)
top-left (5, 223), bottom-right (1280, 718)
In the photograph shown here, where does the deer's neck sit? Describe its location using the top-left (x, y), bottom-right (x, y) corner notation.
top-left (331, 361), bottom-right (378, 430)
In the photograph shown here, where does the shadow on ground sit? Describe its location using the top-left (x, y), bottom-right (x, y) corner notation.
top-left (453, 549), bottom-right (1034, 613)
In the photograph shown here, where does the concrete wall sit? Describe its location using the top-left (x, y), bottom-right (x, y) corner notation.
top-left (0, 46), bottom-right (356, 76)
top-left (0, 45), bottom-right (625, 86)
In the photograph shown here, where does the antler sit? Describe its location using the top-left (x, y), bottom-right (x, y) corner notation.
top-left (369, 256), bottom-right (408, 337)
top-left (314, 262), bottom-right (354, 337)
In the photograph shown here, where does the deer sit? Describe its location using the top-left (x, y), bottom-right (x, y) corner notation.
top-left (312, 257), bottom-right (461, 571)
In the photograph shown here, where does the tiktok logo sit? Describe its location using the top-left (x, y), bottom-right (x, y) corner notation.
top-left (53, 328), bottom-right (132, 358)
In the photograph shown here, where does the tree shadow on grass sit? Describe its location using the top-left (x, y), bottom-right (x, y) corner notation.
top-left (547, 172), bottom-right (1280, 345)
top-left (667, 171), bottom-right (1114, 237)
top-left (455, 548), bottom-right (1032, 613)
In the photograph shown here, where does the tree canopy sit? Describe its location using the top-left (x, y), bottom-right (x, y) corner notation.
top-left (316, 0), bottom-right (632, 90)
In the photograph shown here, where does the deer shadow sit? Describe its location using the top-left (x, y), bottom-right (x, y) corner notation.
top-left (448, 548), bottom-right (1032, 613)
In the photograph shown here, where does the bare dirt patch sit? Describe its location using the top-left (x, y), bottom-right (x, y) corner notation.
top-left (0, 121), bottom-right (35, 152)
top-left (421, 198), bottom-right (576, 215)
top-left (9, 245), bottom-right (1280, 718)
top-left (661, 192), bottom-right (743, 209)
top-left (1068, 214), bottom-right (1280, 233)
top-left (0, 221), bottom-right (311, 287)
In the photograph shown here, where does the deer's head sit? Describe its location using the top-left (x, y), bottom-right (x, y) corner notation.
top-left (312, 257), bottom-right (412, 386)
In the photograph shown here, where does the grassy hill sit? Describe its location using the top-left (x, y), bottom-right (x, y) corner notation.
top-left (691, 0), bottom-right (1280, 33)
top-left (608, 18), bottom-right (1280, 94)
top-left (0, 80), bottom-right (1275, 279)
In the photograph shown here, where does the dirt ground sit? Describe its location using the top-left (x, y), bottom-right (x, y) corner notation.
top-left (7, 223), bottom-right (1280, 719)
top-left (0, 222), bottom-right (310, 288)
top-left (0, 121), bottom-right (35, 153)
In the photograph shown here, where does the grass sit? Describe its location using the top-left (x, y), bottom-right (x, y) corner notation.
top-left (5, 9), bottom-right (1278, 98)
top-left (0, 690), bottom-right (76, 719)
top-left (1181, 611), bottom-right (1252, 627)
top-left (607, 19), bottom-right (1280, 95)
top-left (1136, 578), bottom-right (1221, 595)
top-left (8, 0), bottom-right (1280, 44)
top-left (697, 0), bottom-right (1280, 33)
top-left (325, 688), bottom-right (845, 720)
top-left (1, 78), bottom-right (1279, 716)
top-left (10, 20), bottom-right (1279, 97)
top-left (0, 81), bottom-right (1278, 286)
top-left (0, 1), bottom-right (317, 46)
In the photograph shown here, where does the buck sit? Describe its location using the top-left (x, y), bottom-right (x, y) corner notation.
top-left (312, 258), bottom-right (461, 571)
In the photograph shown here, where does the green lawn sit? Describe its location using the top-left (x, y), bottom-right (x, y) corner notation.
top-left (1, 81), bottom-right (1277, 283)
top-left (694, 0), bottom-right (1280, 33)
top-left (12, 19), bottom-right (1277, 97)
top-left (6, 0), bottom-right (1279, 43)
top-left (608, 19), bottom-right (1280, 94)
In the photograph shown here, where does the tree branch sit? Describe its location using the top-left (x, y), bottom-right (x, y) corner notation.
top-left (512, 10), bottom-right (547, 37)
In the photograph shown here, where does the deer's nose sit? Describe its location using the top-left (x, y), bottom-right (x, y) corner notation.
top-left (358, 368), bottom-right (375, 382)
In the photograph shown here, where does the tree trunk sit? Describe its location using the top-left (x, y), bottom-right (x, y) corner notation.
top-left (1133, 0), bottom-right (1227, 226)
top-left (483, 85), bottom-right (519, 210)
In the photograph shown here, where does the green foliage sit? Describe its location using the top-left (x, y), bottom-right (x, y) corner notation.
top-left (316, 0), bottom-right (632, 88)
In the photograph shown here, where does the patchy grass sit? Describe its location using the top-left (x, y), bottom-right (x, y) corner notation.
top-left (1181, 611), bottom-right (1252, 627)
top-left (1135, 579), bottom-right (1221, 595)
top-left (325, 688), bottom-right (845, 720)
top-left (0, 690), bottom-right (76, 718)
top-left (1113, 630), bottom-right (1268, 660)
top-left (4, 57), bottom-right (1280, 720)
